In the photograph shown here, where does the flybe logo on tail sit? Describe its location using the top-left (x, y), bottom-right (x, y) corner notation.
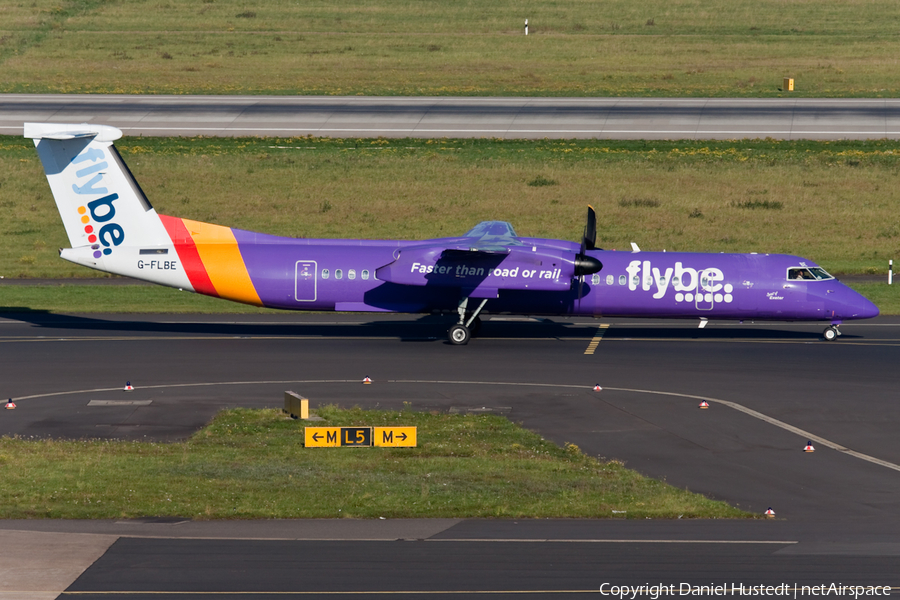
top-left (71, 147), bottom-right (125, 258)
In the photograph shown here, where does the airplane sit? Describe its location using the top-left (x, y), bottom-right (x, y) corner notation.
top-left (25, 122), bottom-right (879, 344)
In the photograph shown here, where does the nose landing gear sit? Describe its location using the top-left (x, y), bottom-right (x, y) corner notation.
top-left (823, 324), bottom-right (842, 341)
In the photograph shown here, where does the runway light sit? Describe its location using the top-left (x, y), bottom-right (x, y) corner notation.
top-left (362, 376), bottom-right (372, 385)
top-left (698, 400), bottom-right (709, 409)
top-left (124, 381), bottom-right (134, 391)
top-left (593, 384), bottom-right (602, 392)
top-left (4, 398), bottom-right (15, 410)
top-left (765, 507), bottom-right (775, 517)
top-left (804, 441), bottom-right (815, 453)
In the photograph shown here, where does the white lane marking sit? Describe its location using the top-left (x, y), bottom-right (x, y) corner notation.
top-left (12, 379), bottom-right (899, 474)
top-left (2, 333), bottom-right (897, 347)
top-left (3, 94), bottom-right (900, 105)
top-left (5, 125), bottom-right (900, 137)
top-left (425, 538), bottom-right (796, 544)
top-left (47, 587), bottom-right (900, 596)
top-left (389, 381), bottom-right (900, 474)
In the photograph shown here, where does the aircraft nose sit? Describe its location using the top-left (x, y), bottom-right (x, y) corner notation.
top-left (826, 284), bottom-right (879, 320)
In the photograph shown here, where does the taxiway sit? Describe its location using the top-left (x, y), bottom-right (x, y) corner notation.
top-left (1, 313), bottom-right (898, 597)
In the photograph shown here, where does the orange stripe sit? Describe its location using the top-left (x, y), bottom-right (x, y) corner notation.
top-left (159, 215), bottom-right (218, 297)
top-left (180, 218), bottom-right (263, 306)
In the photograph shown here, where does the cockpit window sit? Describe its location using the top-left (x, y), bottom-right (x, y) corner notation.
top-left (808, 267), bottom-right (834, 280)
top-left (788, 267), bottom-right (834, 281)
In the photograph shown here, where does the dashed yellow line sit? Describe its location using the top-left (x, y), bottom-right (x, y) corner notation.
top-left (583, 324), bottom-right (610, 355)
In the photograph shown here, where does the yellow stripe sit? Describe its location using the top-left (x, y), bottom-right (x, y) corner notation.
top-left (583, 324), bottom-right (609, 355)
top-left (182, 218), bottom-right (262, 306)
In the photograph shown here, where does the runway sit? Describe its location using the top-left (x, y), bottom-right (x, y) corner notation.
top-left (1, 313), bottom-right (899, 597)
top-left (4, 94), bottom-right (900, 139)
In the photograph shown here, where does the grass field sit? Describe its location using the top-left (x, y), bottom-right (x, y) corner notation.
top-left (0, 407), bottom-right (747, 519)
top-left (2, 0), bottom-right (900, 96)
top-left (2, 135), bottom-right (897, 278)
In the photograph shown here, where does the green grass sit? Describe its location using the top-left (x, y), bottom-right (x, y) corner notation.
top-left (2, 0), bottom-right (900, 96)
top-left (3, 135), bottom-right (898, 279)
top-left (0, 407), bottom-right (747, 519)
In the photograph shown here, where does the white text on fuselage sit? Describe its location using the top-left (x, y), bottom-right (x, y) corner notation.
top-left (410, 262), bottom-right (562, 280)
top-left (626, 260), bottom-right (734, 303)
top-left (137, 260), bottom-right (178, 270)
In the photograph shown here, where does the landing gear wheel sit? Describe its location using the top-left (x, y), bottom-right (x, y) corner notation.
top-left (823, 326), bottom-right (838, 341)
top-left (449, 324), bottom-right (471, 345)
top-left (468, 316), bottom-right (482, 338)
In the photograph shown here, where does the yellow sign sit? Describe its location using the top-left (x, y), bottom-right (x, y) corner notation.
top-left (305, 426), bottom-right (416, 447)
top-left (341, 427), bottom-right (372, 447)
top-left (305, 427), bottom-right (372, 447)
top-left (374, 427), bottom-right (417, 447)
top-left (305, 427), bottom-right (341, 447)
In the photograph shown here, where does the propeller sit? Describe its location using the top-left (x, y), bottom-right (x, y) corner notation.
top-left (574, 206), bottom-right (602, 302)
top-left (582, 204), bottom-right (596, 252)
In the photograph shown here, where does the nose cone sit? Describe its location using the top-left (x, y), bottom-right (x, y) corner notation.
top-left (826, 284), bottom-right (879, 320)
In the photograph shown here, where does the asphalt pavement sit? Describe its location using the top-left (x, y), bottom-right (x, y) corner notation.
top-left (5, 95), bottom-right (900, 139)
top-left (1, 313), bottom-right (899, 597)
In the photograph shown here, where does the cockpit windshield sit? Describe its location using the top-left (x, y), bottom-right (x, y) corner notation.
top-left (787, 267), bottom-right (834, 281)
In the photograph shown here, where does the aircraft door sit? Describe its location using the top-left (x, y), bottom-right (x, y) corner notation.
top-left (694, 269), bottom-right (714, 311)
top-left (295, 260), bottom-right (317, 302)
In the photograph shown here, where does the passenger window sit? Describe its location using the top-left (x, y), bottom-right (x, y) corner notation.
top-left (321, 269), bottom-right (330, 279)
top-left (362, 270), bottom-right (370, 280)
top-left (673, 276), bottom-right (681, 285)
top-left (335, 269), bottom-right (343, 280)
top-left (348, 269), bottom-right (356, 280)
top-left (632, 275), bottom-right (640, 286)
top-left (606, 274), bottom-right (614, 285)
top-left (619, 275), bottom-right (626, 286)
top-left (591, 274), bottom-right (600, 285)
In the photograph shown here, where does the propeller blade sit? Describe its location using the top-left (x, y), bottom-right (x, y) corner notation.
top-left (575, 205), bottom-right (601, 304)
top-left (582, 205), bottom-right (597, 251)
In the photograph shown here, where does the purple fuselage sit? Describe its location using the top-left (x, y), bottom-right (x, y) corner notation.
top-left (231, 230), bottom-right (879, 323)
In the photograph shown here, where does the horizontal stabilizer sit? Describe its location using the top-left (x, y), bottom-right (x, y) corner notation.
top-left (441, 247), bottom-right (510, 259)
top-left (463, 220), bottom-right (518, 239)
top-left (24, 122), bottom-right (123, 142)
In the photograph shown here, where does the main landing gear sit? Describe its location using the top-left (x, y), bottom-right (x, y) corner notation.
top-left (823, 324), bottom-right (842, 341)
top-left (448, 297), bottom-right (487, 345)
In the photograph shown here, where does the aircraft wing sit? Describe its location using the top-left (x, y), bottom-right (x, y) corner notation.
top-left (374, 219), bottom-right (596, 294)
top-left (375, 244), bottom-right (572, 293)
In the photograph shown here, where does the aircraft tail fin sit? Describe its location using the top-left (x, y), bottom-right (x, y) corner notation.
top-left (26, 123), bottom-right (262, 304)
top-left (25, 122), bottom-right (172, 255)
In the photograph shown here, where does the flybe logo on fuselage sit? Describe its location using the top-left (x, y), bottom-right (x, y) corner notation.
top-left (71, 147), bottom-right (124, 258)
top-left (626, 260), bottom-right (735, 304)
